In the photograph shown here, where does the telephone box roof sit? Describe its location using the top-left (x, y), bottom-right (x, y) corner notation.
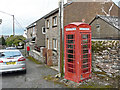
top-left (69, 22), bottom-right (88, 26)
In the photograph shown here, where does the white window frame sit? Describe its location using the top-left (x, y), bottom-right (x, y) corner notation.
top-left (96, 24), bottom-right (100, 32)
top-left (53, 16), bottom-right (57, 26)
top-left (42, 27), bottom-right (46, 34)
top-left (33, 27), bottom-right (35, 35)
top-left (53, 39), bottom-right (57, 50)
top-left (47, 38), bottom-right (49, 49)
top-left (47, 20), bottom-right (49, 28)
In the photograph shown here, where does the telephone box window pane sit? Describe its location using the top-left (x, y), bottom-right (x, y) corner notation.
top-left (67, 45), bottom-right (74, 49)
top-left (82, 40), bottom-right (88, 44)
top-left (68, 68), bottom-right (75, 73)
top-left (83, 50), bottom-right (88, 54)
top-left (82, 34), bottom-right (88, 39)
top-left (82, 59), bottom-right (88, 64)
top-left (68, 50), bottom-right (74, 53)
top-left (67, 40), bottom-right (74, 44)
top-left (82, 64), bottom-right (89, 68)
top-left (83, 54), bottom-right (88, 58)
top-left (82, 69), bottom-right (89, 73)
top-left (83, 45), bottom-right (88, 48)
top-left (68, 64), bottom-right (74, 68)
top-left (68, 59), bottom-right (74, 63)
top-left (67, 35), bottom-right (74, 39)
top-left (68, 54), bottom-right (74, 58)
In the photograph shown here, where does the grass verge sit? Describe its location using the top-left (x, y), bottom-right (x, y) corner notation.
top-left (27, 56), bottom-right (42, 64)
top-left (43, 75), bottom-right (112, 88)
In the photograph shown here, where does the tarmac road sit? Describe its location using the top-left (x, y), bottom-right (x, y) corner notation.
top-left (1, 51), bottom-right (66, 88)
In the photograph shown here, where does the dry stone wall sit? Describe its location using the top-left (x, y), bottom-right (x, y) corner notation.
top-left (92, 40), bottom-right (120, 77)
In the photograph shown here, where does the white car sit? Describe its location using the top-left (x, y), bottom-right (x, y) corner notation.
top-left (6, 47), bottom-right (17, 50)
top-left (0, 49), bottom-right (26, 74)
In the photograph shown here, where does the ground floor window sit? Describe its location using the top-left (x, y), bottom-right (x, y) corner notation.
top-left (47, 38), bottom-right (49, 49)
top-left (53, 38), bottom-right (57, 50)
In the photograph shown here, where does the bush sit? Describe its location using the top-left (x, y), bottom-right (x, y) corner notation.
top-left (6, 35), bottom-right (26, 47)
top-left (92, 40), bottom-right (119, 53)
top-left (0, 36), bottom-right (6, 45)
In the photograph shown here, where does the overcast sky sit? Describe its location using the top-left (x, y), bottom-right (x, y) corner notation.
top-left (0, 0), bottom-right (118, 35)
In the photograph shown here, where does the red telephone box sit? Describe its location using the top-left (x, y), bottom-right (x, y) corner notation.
top-left (64, 22), bottom-right (92, 83)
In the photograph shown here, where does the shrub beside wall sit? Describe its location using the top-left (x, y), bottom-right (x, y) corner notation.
top-left (92, 40), bottom-right (119, 53)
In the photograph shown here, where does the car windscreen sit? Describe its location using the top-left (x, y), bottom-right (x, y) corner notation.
top-left (0, 51), bottom-right (21, 58)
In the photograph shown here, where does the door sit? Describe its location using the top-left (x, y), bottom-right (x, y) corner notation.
top-left (65, 33), bottom-right (77, 81)
top-left (80, 33), bottom-right (91, 79)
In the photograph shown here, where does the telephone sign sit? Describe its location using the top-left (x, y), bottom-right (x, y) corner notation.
top-left (66, 28), bottom-right (76, 31)
top-left (79, 28), bottom-right (89, 30)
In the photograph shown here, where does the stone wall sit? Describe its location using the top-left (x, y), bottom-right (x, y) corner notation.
top-left (29, 47), bottom-right (58, 66)
top-left (92, 40), bottom-right (120, 77)
top-left (42, 49), bottom-right (58, 66)
top-left (29, 48), bottom-right (44, 63)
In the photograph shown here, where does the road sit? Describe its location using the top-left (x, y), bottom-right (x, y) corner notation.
top-left (1, 50), bottom-right (66, 88)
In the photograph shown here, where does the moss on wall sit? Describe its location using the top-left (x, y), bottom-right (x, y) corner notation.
top-left (92, 40), bottom-right (119, 53)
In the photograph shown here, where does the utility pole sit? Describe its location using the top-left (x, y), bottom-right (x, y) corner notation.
top-left (12, 15), bottom-right (15, 36)
top-left (0, 11), bottom-right (15, 36)
top-left (0, 19), bottom-right (2, 24)
top-left (58, 0), bottom-right (64, 76)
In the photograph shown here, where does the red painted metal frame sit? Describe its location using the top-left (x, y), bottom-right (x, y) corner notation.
top-left (64, 22), bottom-right (92, 83)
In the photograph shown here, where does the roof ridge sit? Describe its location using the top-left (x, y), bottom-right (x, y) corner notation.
top-left (97, 15), bottom-right (118, 18)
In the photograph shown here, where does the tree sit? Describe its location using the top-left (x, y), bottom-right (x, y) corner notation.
top-left (0, 36), bottom-right (6, 45)
top-left (6, 35), bottom-right (26, 47)
top-left (0, 38), bottom-right (2, 45)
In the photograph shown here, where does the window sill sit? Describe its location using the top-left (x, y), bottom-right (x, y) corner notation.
top-left (52, 25), bottom-right (57, 28)
top-left (42, 33), bottom-right (46, 34)
top-left (53, 48), bottom-right (57, 51)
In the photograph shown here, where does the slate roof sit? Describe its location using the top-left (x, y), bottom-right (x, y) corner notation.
top-left (90, 15), bottom-right (120, 30)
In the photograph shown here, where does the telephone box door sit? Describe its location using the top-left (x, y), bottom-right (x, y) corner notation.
top-left (80, 32), bottom-right (92, 80)
top-left (65, 32), bottom-right (77, 82)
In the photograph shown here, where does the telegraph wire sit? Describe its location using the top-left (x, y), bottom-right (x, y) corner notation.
top-left (0, 11), bottom-right (13, 16)
top-left (14, 17), bottom-right (25, 30)
top-left (0, 10), bottom-right (25, 35)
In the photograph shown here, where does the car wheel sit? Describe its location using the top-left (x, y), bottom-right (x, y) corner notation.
top-left (22, 70), bottom-right (26, 74)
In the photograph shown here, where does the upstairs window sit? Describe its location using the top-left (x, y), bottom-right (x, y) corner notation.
top-left (96, 24), bottom-right (100, 32)
top-left (33, 27), bottom-right (35, 34)
top-left (53, 38), bottom-right (57, 50)
top-left (47, 20), bottom-right (49, 28)
top-left (53, 16), bottom-right (57, 26)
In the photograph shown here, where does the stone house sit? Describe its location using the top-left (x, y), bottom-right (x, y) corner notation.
top-left (35, 17), bottom-right (46, 48)
top-left (26, 22), bottom-right (37, 42)
top-left (89, 15), bottom-right (120, 40)
top-left (26, 17), bottom-right (45, 47)
top-left (44, 8), bottom-right (59, 51)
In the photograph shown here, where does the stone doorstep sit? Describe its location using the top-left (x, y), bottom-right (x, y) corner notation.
top-left (32, 50), bottom-right (41, 56)
top-left (50, 66), bottom-right (59, 72)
